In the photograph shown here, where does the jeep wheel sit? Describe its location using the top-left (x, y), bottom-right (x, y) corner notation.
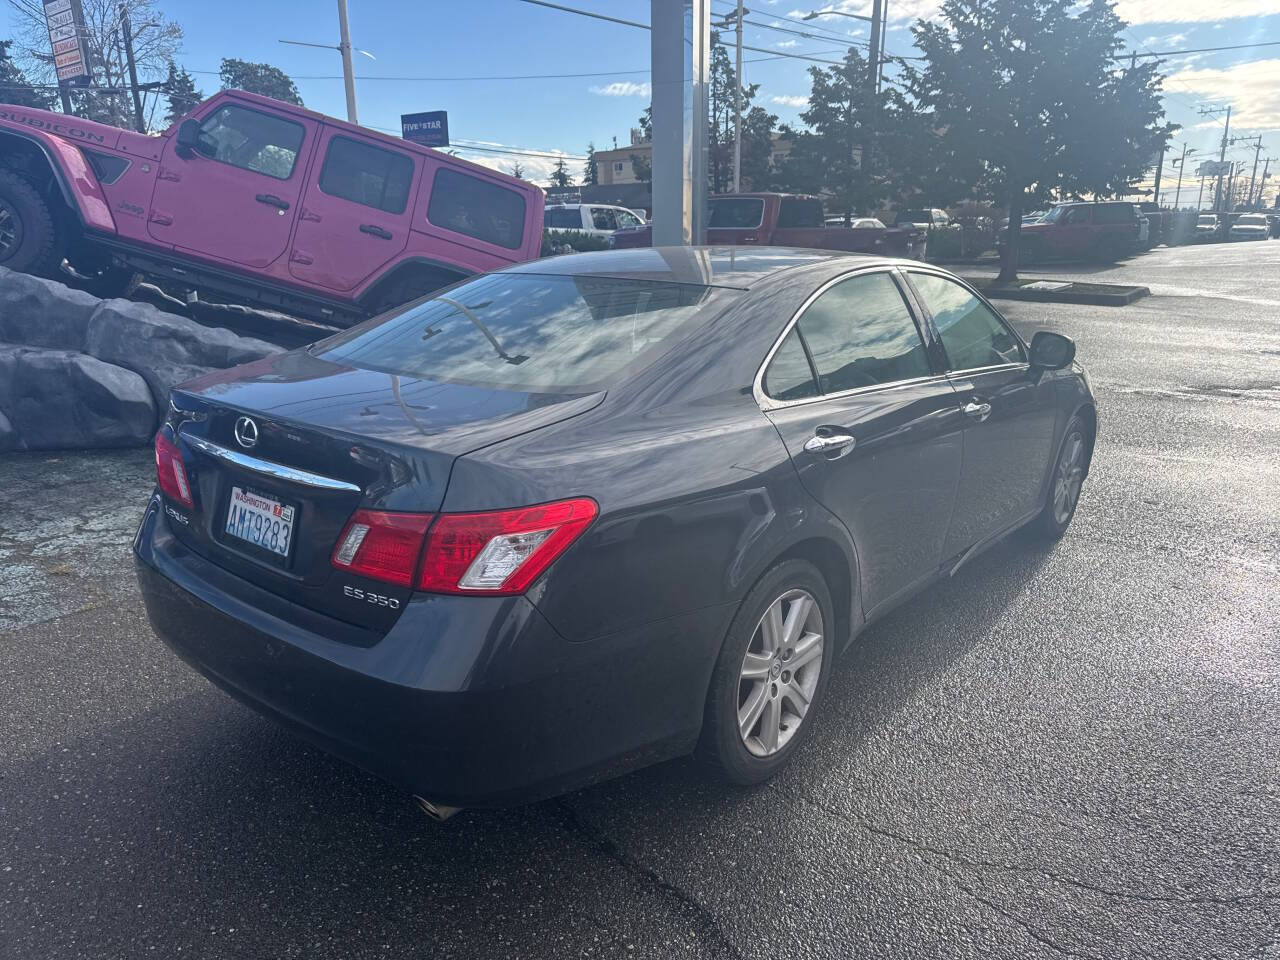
top-left (0, 168), bottom-right (62, 277)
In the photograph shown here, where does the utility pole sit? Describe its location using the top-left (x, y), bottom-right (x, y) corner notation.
top-left (1198, 104), bottom-right (1230, 212)
top-left (1241, 137), bottom-right (1263, 209)
top-left (1196, 175), bottom-right (1205, 211)
top-left (336, 0), bottom-right (357, 124)
top-left (1257, 158), bottom-right (1274, 207)
top-left (1171, 144), bottom-right (1193, 208)
top-left (1152, 142), bottom-right (1166, 203)
top-left (867, 0), bottom-right (883, 96)
top-left (715, 4), bottom-right (747, 193)
top-left (120, 3), bottom-right (146, 133)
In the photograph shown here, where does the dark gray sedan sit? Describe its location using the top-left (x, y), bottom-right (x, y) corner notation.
top-left (135, 247), bottom-right (1095, 815)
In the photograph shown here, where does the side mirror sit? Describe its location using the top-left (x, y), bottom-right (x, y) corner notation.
top-left (175, 119), bottom-right (206, 158)
top-left (1028, 331), bottom-right (1076, 370)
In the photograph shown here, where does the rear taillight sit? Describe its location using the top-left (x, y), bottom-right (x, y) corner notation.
top-left (331, 510), bottom-right (432, 588)
top-left (154, 430), bottom-right (193, 508)
top-left (418, 498), bottom-right (598, 595)
top-left (331, 498), bottom-right (597, 595)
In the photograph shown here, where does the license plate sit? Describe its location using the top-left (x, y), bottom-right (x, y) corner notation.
top-left (225, 486), bottom-right (295, 558)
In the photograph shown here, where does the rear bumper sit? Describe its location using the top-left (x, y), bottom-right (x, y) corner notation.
top-left (134, 496), bottom-right (722, 807)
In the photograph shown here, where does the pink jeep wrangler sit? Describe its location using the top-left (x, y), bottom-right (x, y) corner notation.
top-left (0, 91), bottom-right (545, 325)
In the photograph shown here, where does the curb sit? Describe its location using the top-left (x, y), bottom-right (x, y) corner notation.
top-left (962, 279), bottom-right (1150, 307)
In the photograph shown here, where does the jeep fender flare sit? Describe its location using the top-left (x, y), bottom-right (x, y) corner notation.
top-left (0, 127), bottom-right (115, 233)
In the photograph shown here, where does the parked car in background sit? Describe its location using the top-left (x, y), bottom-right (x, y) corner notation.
top-left (824, 216), bottom-right (887, 229)
top-left (1195, 214), bottom-right (1221, 242)
top-left (1270, 213), bottom-right (1280, 239)
top-left (1229, 213), bottom-right (1270, 241)
top-left (1138, 202), bottom-right (1165, 247)
top-left (1009, 201), bottom-right (1144, 261)
top-left (894, 208), bottom-right (951, 230)
top-left (611, 193), bottom-right (925, 258)
top-left (544, 203), bottom-right (645, 238)
top-left (0, 91), bottom-right (544, 326)
top-left (134, 247), bottom-right (1095, 812)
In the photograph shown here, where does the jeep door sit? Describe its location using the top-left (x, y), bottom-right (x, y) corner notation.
top-left (288, 128), bottom-right (415, 292)
top-left (149, 100), bottom-right (317, 269)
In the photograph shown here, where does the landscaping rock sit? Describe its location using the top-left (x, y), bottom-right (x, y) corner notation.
top-left (84, 298), bottom-right (282, 407)
top-left (0, 344), bottom-right (156, 450)
top-left (0, 266), bottom-right (100, 350)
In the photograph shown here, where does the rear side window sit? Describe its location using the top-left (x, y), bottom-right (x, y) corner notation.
top-left (427, 168), bottom-right (526, 249)
top-left (545, 207), bottom-right (581, 229)
top-left (197, 104), bottom-right (304, 180)
top-left (909, 273), bottom-right (1024, 371)
top-left (319, 136), bottom-right (414, 214)
top-left (709, 198), bottom-right (764, 228)
top-left (791, 272), bottom-right (931, 393)
top-left (1094, 203), bottom-right (1135, 225)
top-left (777, 198), bottom-right (823, 228)
top-left (314, 273), bottom-right (736, 391)
top-left (762, 328), bottom-right (819, 401)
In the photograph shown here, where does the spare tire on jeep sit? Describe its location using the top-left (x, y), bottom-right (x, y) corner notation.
top-left (0, 167), bottom-right (62, 277)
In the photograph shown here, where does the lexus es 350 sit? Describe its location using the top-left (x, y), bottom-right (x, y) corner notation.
top-left (135, 247), bottom-right (1095, 814)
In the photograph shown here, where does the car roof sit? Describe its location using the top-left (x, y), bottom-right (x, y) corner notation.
top-left (500, 246), bottom-right (874, 290)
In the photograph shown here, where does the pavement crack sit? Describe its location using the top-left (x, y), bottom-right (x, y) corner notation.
top-left (552, 798), bottom-right (745, 960)
top-left (782, 788), bottom-right (1280, 908)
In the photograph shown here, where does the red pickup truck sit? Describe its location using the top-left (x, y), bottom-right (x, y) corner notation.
top-left (609, 193), bottom-right (925, 257)
top-left (0, 91), bottom-right (544, 325)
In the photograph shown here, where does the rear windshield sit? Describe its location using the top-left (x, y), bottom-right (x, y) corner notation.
top-left (1198, 215), bottom-right (1217, 224)
top-left (709, 198), bottom-right (764, 228)
top-left (314, 273), bottom-right (735, 391)
top-left (1237, 215), bottom-right (1267, 225)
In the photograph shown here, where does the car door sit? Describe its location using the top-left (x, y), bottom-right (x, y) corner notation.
top-left (1054, 205), bottom-right (1094, 257)
top-left (760, 268), bottom-right (965, 615)
top-left (903, 270), bottom-right (1059, 559)
top-left (288, 129), bottom-right (416, 292)
top-left (149, 101), bottom-right (316, 269)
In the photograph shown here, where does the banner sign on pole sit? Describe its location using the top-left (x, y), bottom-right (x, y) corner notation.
top-left (401, 111), bottom-right (449, 148)
top-left (44, 0), bottom-right (90, 86)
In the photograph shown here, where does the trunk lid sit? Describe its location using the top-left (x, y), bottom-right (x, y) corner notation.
top-left (162, 349), bottom-right (602, 633)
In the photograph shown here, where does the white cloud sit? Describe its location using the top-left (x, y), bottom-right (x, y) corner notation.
top-left (589, 81), bottom-right (652, 97)
top-left (1166, 58), bottom-right (1280, 132)
top-left (771, 94), bottom-right (809, 107)
top-left (776, 38), bottom-right (799, 48)
top-left (1116, 0), bottom-right (1279, 23)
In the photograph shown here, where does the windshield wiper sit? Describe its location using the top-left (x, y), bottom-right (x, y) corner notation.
top-left (426, 297), bottom-right (529, 365)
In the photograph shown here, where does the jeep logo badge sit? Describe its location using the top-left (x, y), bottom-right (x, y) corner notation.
top-left (234, 416), bottom-right (259, 449)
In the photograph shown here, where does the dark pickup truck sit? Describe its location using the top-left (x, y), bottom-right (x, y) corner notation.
top-left (609, 193), bottom-right (924, 257)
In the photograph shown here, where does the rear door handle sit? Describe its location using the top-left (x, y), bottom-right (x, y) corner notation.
top-left (360, 224), bottom-right (393, 240)
top-left (803, 430), bottom-right (856, 458)
top-left (255, 193), bottom-right (290, 211)
top-left (962, 400), bottom-right (992, 421)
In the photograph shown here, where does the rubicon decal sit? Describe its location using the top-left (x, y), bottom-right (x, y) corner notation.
top-left (0, 110), bottom-right (107, 143)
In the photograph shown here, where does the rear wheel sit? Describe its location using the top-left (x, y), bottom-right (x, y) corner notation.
top-left (0, 167), bottom-right (62, 276)
top-left (699, 559), bottom-right (835, 785)
top-left (1028, 415), bottom-right (1091, 540)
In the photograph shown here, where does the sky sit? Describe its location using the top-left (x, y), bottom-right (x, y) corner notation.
top-left (3, 0), bottom-right (1278, 205)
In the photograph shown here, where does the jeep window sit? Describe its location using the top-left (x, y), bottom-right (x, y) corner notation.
top-left (427, 168), bottom-right (526, 250)
top-left (709, 197), bottom-right (764, 229)
top-left (197, 104), bottom-right (304, 180)
top-left (319, 135), bottom-right (414, 214)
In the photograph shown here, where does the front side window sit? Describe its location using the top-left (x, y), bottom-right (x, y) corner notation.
top-left (426, 168), bottom-right (526, 249)
top-left (314, 273), bottom-right (735, 392)
top-left (319, 136), bottom-right (414, 214)
top-left (709, 198), bottom-right (764, 229)
top-left (1062, 207), bottom-right (1092, 225)
top-left (791, 272), bottom-right (931, 394)
top-left (590, 207), bottom-right (618, 231)
top-left (196, 104), bottom-right (304, 180)
top-left (909, 273), bottom-right (1024, 372)
top-left (615, 209), bottom-right (642, 228)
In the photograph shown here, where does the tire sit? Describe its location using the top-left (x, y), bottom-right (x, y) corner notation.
top-left (0, 167), bottom-right (62, 276)
top-left (699, 559), bottom-right (837, 785)
top-left (1028, 414), bottom-right (1092, 540)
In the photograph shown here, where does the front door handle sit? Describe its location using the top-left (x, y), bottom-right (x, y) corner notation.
top-left (255, 193), bottom-right (290, 211)
top-left (963, 400), bottom-right (992, 422)
top-left (360, 224), bottom-right (393, 240)
top-left (803, 430), bottom-right (856, 458)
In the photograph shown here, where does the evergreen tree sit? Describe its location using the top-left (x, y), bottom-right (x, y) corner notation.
top-left (582, 142), bottom-right (598, 186)
top-left (163, 61), bottom-right (202, 127)
top-left (908, 0), bottom-right (1172, 280)
top-left (510, 160), bottom-right (525, 179)
top-left (549, 158), bottom-right (574, 188)
top-left (0, 39), bottom-right (54, 109)
top-left (219, 58), bottom-right (303, 105)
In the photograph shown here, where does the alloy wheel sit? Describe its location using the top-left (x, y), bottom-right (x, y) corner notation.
top-left (0, 201), bottom-right (21, 261)
top-left (1052, 429), bottom-right (1086, 524)
top-left (737, 588), bottom-right (824, 758)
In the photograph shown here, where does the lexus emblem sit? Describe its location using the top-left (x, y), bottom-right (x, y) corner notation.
top-left (233, 416), bottom-right (259, 449)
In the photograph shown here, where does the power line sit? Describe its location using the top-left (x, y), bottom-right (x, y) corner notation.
top-left (1116, 39), bottom-right (1280, 60)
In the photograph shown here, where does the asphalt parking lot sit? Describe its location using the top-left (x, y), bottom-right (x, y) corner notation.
top-left (2, 240), bottom-right (1278, 959)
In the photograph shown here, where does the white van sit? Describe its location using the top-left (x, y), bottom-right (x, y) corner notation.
top-left (544, 203), bottom-right (647, 238)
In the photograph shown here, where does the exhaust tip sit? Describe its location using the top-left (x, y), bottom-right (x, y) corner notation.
top-left (413, 795), bottom-right (463, 822)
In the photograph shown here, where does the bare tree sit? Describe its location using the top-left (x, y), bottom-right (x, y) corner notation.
top-left (6, 0), bottom-right (182, 128)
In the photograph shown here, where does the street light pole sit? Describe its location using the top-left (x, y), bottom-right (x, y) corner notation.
top-left (336, 0), bottom-right (358, 124)
top-left (1172, 145), bottom-right (1194, 209)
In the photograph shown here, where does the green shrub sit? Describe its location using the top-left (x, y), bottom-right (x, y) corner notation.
top-left (541, 230), bottom-right (611, 256)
